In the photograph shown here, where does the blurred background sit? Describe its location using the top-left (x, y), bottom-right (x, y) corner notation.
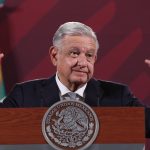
top-left (0, 0), bottom-right (150, 105)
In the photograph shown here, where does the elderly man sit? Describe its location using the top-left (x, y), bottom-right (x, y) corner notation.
top-left (0, 22), bottom-right (150, 108)
top-left (0, 21), bottom-right (150, 108)
top-left (0, 22), bottom-right (150, 138)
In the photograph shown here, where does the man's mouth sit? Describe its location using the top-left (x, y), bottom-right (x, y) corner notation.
top-left (72, 69), bottom-right (88, 74)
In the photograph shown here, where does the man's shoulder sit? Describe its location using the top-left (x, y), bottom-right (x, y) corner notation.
top-left (88, 78), bottom-right (132, 100)
top-left (15, 75), bottom-right (56, 88)
top-left (89, 78), bottom-right (128, 90)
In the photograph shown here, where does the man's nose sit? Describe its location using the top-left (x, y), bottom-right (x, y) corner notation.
top-left (77, 54), bottom-right (87, 67)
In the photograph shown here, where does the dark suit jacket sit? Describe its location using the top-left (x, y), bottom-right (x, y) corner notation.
top-left (0, 75), bottom-right (149, 137)
top-left (1, 75), bottom-right (143, 107)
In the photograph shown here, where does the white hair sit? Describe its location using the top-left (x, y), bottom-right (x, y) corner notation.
top-left (53, 22), bottom-right (99, 51)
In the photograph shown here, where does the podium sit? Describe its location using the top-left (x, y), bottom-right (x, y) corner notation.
top-left (0, 107), bottom-right (145, 149)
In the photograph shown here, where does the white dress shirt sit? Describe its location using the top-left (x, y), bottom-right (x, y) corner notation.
top-left (55, 73), bottom-right (87, 100)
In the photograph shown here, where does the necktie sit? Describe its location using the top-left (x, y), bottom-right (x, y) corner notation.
top-left (62, 92), bottom-right (84, 101)
top-left (68, 92), bottom-right (77, 100)
top-left (63, 92), bottom-right (77, 101)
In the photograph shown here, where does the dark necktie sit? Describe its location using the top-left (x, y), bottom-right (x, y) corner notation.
top-left (63, 92), bottom-right (84, 101)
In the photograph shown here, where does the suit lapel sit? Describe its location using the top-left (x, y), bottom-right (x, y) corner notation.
top-left (40, 75), bottom-right (60, 107)
top-left (40, 76), bottom-right (104, 107)
top-left (85, 78), bottom-right (104, 106)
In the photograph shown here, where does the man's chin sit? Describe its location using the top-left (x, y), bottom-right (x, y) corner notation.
top-left (71, 77), bottom-right (88, 85)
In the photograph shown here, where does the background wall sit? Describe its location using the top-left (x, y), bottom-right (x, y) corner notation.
top-left (0, 0), bottom-right (150, 105)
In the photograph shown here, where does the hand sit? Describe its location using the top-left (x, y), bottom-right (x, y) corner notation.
top-left (145, 59), bottom-right (150, 67)
top-left (0, 53), bottom-right (4, 63)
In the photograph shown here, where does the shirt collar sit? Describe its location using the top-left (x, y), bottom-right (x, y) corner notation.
top-left (55, 73), bottom-right (87, 98)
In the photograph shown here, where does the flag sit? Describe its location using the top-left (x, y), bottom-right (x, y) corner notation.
top-left (0, 0), bottom-right (5, 8)
top-left (0, 0), bottom-right (5, 101)
top-left (0, 64), bottom-right (5, 100)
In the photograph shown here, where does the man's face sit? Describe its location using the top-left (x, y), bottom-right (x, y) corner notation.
top-left (50, 35), bottom-right (97, 90)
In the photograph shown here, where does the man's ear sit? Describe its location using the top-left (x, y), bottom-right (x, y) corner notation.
top-left (94, 55), bottom-right (97, 63)
top-left (49, 46), bottom-right (58, 66)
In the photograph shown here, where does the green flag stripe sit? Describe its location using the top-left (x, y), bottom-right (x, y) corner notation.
top-left (0, 0), bottom-right (5, 4)
top-left (0, 80), bottom-right (5, 99)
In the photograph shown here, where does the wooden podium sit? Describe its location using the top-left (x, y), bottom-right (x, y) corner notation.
top-left (0, 107), bottom-right (145, 145)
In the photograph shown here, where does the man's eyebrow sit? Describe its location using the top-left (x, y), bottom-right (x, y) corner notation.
top-left (69, 47), bottom-right (80, 51)
top-left (87, 49), bottom-right (95, 53)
